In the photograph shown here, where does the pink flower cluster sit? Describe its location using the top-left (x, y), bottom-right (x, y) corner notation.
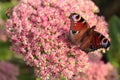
top-left (0, 61), bottom-right (19, 80)
top-left (82, 62), bottom-right (118, 80)
top-left (5, 0), bottom-right (117, 79)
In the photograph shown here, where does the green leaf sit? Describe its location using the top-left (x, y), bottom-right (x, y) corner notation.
top-left (0, 2), bottom-right (15, 20)
top-left (0, 41), bottom-right (13, 60)
top-left (108, 15), bottom-right (120, 75)
top-left (10, 58), bottom-right (36, 80)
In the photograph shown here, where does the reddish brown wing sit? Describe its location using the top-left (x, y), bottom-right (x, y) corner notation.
top-left (80, 29), bottom-right (110, 52)
top-left (80, 26), bottom-right (96, 52)
top-left (91, 31), bottom-right (110, 50)
top-left (71, 22), bottom-right (89, 44)
top-left (69, 13), bottom-right (90, 44)
top-left (70, 20), bottom-right (89, 31)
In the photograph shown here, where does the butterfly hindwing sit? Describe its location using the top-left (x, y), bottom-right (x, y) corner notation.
top-left (91, 31), bottom-right (110, 50)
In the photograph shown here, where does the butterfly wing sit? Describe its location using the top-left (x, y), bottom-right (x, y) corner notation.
top-left (79, 26), bottom-right (96, 52)
top-left (79, 29), bottom-right (110, 52)
top-left (90, 31), bottom-right (110, 50)
top-left (69, 13), bottom-right (90, 44)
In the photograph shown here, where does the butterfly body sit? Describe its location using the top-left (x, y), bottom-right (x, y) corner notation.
top-left (69, 13), bottom-right (110, 52)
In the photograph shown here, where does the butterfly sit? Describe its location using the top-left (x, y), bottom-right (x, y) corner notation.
top-left (69, 13), bottom-right (110, 53)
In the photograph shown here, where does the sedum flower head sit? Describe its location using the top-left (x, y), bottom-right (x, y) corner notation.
top-left (5, 0), bottom-right (110, 79)
top-left (0, 61), bottom-right (19, 80)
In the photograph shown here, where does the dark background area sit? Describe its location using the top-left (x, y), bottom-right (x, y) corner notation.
top-left (93, 0), bottom-right (120, 20)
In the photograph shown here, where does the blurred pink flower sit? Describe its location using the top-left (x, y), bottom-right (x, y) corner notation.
top-left (105, 63), bottom-right (119, 80)
top-left (0, 18), bottom-right (4, 26)
top-left (71, 52), bottom-right (119, 80)
top-left (0, 29), bottom-right (7, 42)
top-left (76, 62), bottom-right (118, 80)
top-left (5, 0), bottom-right (112, 79)
top-left (85, 62), bottom-right (111, 80)
top-left (0, 61), bottom-right (19, 80)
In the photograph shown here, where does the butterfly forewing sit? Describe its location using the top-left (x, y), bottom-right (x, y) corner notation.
top-left (69, 13), bottom-right (90, 44)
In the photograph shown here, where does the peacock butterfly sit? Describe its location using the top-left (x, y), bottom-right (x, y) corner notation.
top-left (69, 13), bottom-right (110, 53)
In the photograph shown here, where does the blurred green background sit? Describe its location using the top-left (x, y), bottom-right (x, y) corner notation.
top-left (0, 0), bottom-right (120, 80)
